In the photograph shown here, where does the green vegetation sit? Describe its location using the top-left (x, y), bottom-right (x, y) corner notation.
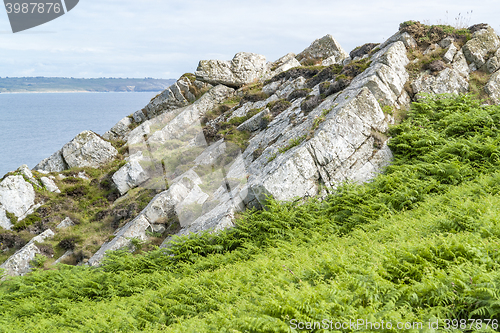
top-left (469, 70), bottom-right (493, 102)
top-left (399, 21), bottom-right (472, 47)
top-left (0, 77), bottom-right (175, 93)
top-left (2, 94), bottom-right (500, 331)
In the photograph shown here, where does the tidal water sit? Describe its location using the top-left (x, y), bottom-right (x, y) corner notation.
top-left (0, 92), bottom-right (159, 176)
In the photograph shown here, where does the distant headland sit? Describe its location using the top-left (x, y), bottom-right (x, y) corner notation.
top-left (0, 77), bottom-right (176, 93)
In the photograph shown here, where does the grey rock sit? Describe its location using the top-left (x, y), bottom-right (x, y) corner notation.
top-left (0, 207), bottom-right (13, 230)
top-left (112, 152), bottom-right (148, 195)
top-left (423, 43), bottom-right (442, 55)
top-left (485, 48), bottom-right (500, 74)
top-left (485, 71), bottom-right (500, 103)
top-left (133, 109), bottom-right (147, 123)
top-left (443, 43), bottom-right (458, 63)
top-left (462, 27), bottom-right (500, 68)
top-left (103, 116), bottom-right (133, 141)
top-left (411, 68), bottom-right (469, 98)
top-left (265, 53), bottom-right (301, 79)
top-left (53, 250), bottom-right (73, 265)
top-left (62, 131), bottom-right (118, 169)
top-left (195, 52), bottom-right (267, 88)
top-left (262, 81), bottom-right (282, 95)
top-left (237, 108), bottom-right (271, 132)
top-left (34, 149), bottom-right (68, 173)
top-left (452, 50), bottom-right (470, 77)
top-left (296, 34), bottom-right (349, 65)
top-left (56, 217), bottom-right (75, 229)
top-left (40, 177), bottom-right (60, 193)
top-left (379, 31), bottom-right (417, 50)
top-left (439, 36), bottom-right (455, 48)
top-left (0, 229), bottom-right (55, 277)
top-left (0, 176), bottom-right (36, 223)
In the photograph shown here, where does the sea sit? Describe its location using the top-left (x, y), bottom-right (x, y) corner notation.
top-left (0, 92), bottom-right (159, 176)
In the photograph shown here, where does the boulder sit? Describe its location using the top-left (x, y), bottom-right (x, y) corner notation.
top-left (439, 36), bottom-right (455, 48)
top-left (34, 149), bottom-right (68, 173)
top-left (296, 34), bottom-right (349, 65)
top-left (485, 48), bottom-right (500, 74)
top-left (485, 71), bottom-right (500, 103)
top-left (237, 108), bottom-right (271, 132)
top-left (0, 229), bottom-right (55, 277)
top-left (0, 176), bottom-right (36, 225)
top-left (462, 26), bottom-right (500, 69)
top-left (411, 68), bottom-right (469, 98)
top-left (195, 52), bottom-right (267, 88)
top-left (61, 131), bottom-right (118, 169)
top-left (112, 152), bottom-right (148, 195)
top-left (266, 53), bottom-right (301, 79)
top-left (452, 50), bottom-right (470, 78)
top-left (40, 177), bottom-right (60, 193)
top-left (103, 116), bottom-right (133, 141)
top-left (443, 43), bottom-right (458, 63)
top-left (56, 217), bottom-right (75, 229)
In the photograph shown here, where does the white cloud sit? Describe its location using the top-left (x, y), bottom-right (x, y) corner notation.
top-left (0, 0), bottom-right (498, 78)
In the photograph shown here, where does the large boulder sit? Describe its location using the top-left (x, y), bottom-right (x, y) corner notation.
top-left (112, 152), bottom-right (148, 195)
top-left (61, 131), bottom-right (118, 169)
top-left (485, 71), bottom-right (500, 104)
top-left (462, 26), bottom-right (500, 69)
top-left (0, 176), bottom-right (36, 230)
top-left (0, 229), bottom-right (55, 276)
top-left (296, 34), bottom-right (349, 65)
top-left (195, 52), bottom-right (267, 88)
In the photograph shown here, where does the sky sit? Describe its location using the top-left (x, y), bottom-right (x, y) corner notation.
top-left (0, 0), bottom-right (498, 80)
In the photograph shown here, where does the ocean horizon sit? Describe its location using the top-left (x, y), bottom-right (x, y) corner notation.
top-left (0, 91), bottom-right (159, 176)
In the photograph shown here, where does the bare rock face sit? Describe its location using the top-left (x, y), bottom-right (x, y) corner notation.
top-left (103, 116), bottom-right (133, 141)
top-left (485, 71), bottom-right (500, 104)
top-left (411, 68), bottom-right (469, 98)
top-left (485, 48), bottom-right (500, 74)
top-left (34, 149), bottom-right (68, 173)
top-left (462, 26), bottom-right (500, 69)
top-left (296, 34), bottom-right (349, 65)
top-left (61, 130), bottom-right (118, 169)
top-left (40, 177), bottom-right (60, 193)
top-left (0, 229), bottom-right (54, 276)
top-left (195, 52), bottom-right (267, 88)
top-left (0, 176), bottom-right (36, 230)
top-left (112, 152), bottom-right (148, 196)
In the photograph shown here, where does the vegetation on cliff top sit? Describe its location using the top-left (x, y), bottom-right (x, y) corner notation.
top-left (1, 94), bottom-right (500, 331)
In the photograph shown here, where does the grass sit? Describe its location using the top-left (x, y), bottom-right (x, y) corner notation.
top-left (469, 70), bottom-right (493, 103)
top-left (1, 94), bottom-right (500, 331)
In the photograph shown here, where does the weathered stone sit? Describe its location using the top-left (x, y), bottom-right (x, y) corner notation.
top-left (103, 116), bottom-right (133, 141)
top-left (195, 52), bottom-right (267, 88)
top-left (56, 217), bottom-right (75, 229)
top-left (485, 71), bottom-right (500, 103)
top-left (266, 53), bottom-right (301, 79)
top-left (462, 27), bottom-right (500, 68)
top-left (411, 68), bottom-right (469, 98)
top-left (0, 207), bottom-right (13, 230)
top-left (0, 176), bottom-right (36, 222)
top-left (485, 48), bottom-right (500, 74)
top-left (379, 31), bottom-right (417, 50)
top-left (349, 43), bottom-right (380, 59)
top-left (112, 152), bottom-right (148, 195)
top-left (40, 177), bottom-right (60, 193)
top-left (439, 36), bottom-right (455, 48)
top-left (133, 109), bottom-right (147, 123)
top-left (423, 43), bottom-right (442, 55)
top-left (61, 131), bottom-right (118, 169)
top-left (34, 149), bottom-right (68, 173)
top-left (262, 81), bottom-right (282, 95)
top-left (296, 34), bottom-right (349, 65)
top-left (443, 43), bottom-right (458, 63)
top-left (0, 229), bottom-right (55, 277)
top-left (452, 50), bottom-right (470, 78)
top-left (237, 109), bottom-right (271, 132)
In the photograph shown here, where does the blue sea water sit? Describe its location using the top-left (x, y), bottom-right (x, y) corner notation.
top-left (0, 92), bottom-right (159, 176)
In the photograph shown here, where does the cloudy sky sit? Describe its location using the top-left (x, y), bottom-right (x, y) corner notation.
top-left (0, 0), bottom-right (498, 79)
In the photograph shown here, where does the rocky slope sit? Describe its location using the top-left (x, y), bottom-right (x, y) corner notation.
top-left (1, 21), bottom-right (500, 276)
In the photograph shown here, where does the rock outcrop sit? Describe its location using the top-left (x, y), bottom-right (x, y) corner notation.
top-left (0, 176), bottom-right (36, 230)
top-left (35, 130), bottom-right (118, 172)
top-left (462, 26), bottom-right (500, 70)
top-left (195, 52), bottom-right (267, 88)
top-left (0, 229), bottom-right (54, 276)
top-left (296, 34), bottom-right (349, 65)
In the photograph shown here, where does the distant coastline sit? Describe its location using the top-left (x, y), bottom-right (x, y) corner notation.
top-left (0, 77), bottom-right (176, 93)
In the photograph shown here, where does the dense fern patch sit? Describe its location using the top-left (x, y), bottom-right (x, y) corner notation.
top-left (1, 94), bottom-right (500, 332)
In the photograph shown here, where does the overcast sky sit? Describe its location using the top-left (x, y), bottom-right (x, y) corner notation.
top-left (0, 0), bottom-right (498, 79)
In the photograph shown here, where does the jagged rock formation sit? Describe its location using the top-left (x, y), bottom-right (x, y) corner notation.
top-left (35, 130), bottom-right (118, 172)
top-left (0, 176), bottom-right (37, 230)
top-left (3, 21), bottom-right (500, 274)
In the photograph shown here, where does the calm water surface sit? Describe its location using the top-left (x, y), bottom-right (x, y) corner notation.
top-left (0, 92), bottom-right (158, 176)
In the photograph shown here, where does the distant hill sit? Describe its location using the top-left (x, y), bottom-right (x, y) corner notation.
top-left (0, 77), bottom-right (176, 93)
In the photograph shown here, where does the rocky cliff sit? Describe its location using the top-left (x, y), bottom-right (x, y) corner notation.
top-left (2, 21), bottom-right (500, 276)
